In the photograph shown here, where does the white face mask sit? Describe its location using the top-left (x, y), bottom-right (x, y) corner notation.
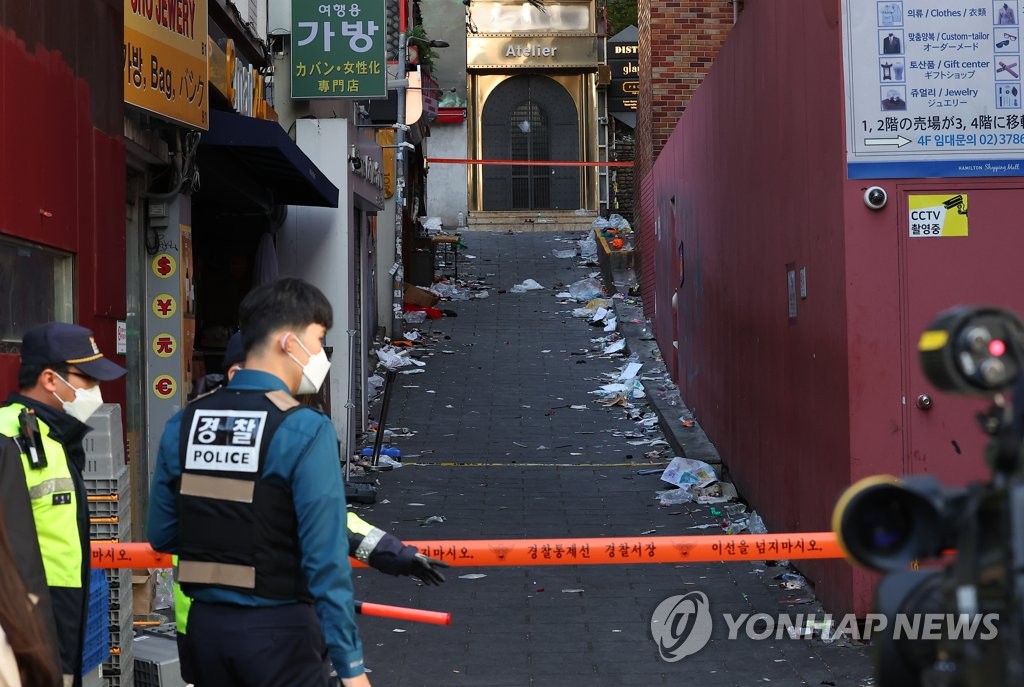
top-left (286, 335), bottom-right (331, 394)
top-left (54, 375), bottom-right (104, 422)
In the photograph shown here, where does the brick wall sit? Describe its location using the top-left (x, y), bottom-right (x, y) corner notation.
top-left (612, 130), bottom-right (634, 225)
top-left (636, 0), bottom-right (734, 314)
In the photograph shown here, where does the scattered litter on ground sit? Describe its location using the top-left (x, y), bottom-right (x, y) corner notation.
top-left (552, 248), bottom-right (577, 259)
top-left (579, 234), bottom-right (598, 261)
top-left (421, 515), bottom-right (446, 526)
top-left (458, 574), bottom-right (487, 580)
top-left (778, 572), bottom-right (807, 590)
top-left (603, 339), bottom-right (626, 355)
top-left (661, 456), bottom-right (718, 489)
top-left (510, 278), bottom-right (544, 293)
top-left (561, 588), bottom-right (585, 594)
top-left (656, 488), bottom-right (696, 505)
top-left (567, 276), bottom-right (604, 301)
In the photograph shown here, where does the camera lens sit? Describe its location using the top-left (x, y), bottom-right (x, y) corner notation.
top-left (855, 493), bottom-right (912, 554)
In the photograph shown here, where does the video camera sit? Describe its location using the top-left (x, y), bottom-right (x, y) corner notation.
top-left (832, 306), bottom-right (1024, 686)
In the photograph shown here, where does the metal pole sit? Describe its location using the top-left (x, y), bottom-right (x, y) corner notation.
top-left (391, 0), bottom-right (409, 338)
top-left (370, 369), bottom-right (398, 466)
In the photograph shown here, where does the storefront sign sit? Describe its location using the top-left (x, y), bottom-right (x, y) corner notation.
top-left (377, 129), bottom-right (395, 198)
top-left (468, 35), bottom-right (599, 68)
top-left (124, 0), bottom-right (209, 129)
top-left (609, 39), bottom-right (638, 113)
top-left (291, 0), bottom-right (386, 98)
top-left (844, 0), bottom-right (1024, 178)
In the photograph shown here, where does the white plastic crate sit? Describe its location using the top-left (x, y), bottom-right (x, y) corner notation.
top-left (83, 404), bottom-right (126, 478)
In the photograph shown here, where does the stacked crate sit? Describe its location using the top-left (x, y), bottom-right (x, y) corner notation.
top-left (134, 628), bottom-right (185, 687)
top-left (83, 404), bottom-right (134, 687)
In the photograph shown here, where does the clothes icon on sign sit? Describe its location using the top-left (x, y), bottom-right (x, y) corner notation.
top-left (997, 1), bottom-right (1018, 26)
top-left (882, 32), bottom-right (902, 54)
top-left (877, 2), bottom-right (903, 27)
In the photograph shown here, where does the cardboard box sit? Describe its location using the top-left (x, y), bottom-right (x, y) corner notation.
top-left (133, 573), bottom-right (155, 615)
top-left (403, 284), bottom-right (439, 307)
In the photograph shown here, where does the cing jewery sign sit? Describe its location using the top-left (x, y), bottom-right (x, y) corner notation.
top-left (124, 0), bottom-right (209, 129)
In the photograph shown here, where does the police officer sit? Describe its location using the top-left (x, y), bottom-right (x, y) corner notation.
top-left (148, 278), bottom-right (371, 686)
top-left (173, 333), bottom-right (446, 684)
top-left (217, 332), bottom-right (448, 581)
top-left (0, 323), bottom-right (126, 687)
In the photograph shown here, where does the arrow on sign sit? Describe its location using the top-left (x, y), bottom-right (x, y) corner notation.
top-left (864, 135), bottom-right (912, 147)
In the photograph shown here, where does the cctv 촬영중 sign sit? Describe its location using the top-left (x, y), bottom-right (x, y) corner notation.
top-left (908, 194), bottom-right (970, 237)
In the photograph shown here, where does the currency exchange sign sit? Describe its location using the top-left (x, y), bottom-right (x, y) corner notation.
top-left (292, 0), bottom-right (387, 99)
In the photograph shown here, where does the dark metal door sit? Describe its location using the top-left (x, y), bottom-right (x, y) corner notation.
top-left (481, 75), bottom-right (579, 210)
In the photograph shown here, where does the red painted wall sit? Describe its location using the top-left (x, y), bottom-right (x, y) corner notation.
top-left (648, 0), bottom-right (870, 614)
top-left (0, 1), bottom-right (126, 404)
top-left (648, 0), bottom-right (1024, 616)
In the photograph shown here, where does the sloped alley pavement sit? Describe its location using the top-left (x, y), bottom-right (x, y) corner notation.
top-left (350, 229), bottom-right (873, 686)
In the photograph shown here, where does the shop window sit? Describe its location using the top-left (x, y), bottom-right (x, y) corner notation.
top-left (0, 236), bottom-right (73, 341)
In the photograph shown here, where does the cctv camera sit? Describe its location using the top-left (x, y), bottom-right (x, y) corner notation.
top-left (864, 186), bottom-right (888, 210)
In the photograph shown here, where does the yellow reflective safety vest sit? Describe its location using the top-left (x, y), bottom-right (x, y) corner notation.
top-left (0, 404), bottom-right (83, 587)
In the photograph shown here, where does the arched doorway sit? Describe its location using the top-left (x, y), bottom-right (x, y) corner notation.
top-left (481, 75), bottom-right (580, 210)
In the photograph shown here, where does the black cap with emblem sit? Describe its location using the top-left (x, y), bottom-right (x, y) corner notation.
top-left (21, 322), bottom-right (127, 381)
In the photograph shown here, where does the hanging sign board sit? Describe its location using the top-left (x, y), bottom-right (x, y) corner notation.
top-left (291, 0), bottom-right (387, 98)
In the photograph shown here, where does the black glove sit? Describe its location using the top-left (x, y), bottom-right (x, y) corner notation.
top-left (408, 552), bottom-right (449, 585)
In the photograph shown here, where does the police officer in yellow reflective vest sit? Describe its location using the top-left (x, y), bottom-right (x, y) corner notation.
top-left (172, 331), bottom-right (447, 684)
top-left (0, 323), bottom-right (126, 687)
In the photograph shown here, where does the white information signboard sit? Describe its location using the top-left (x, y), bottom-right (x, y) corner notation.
top-left (844, 1), bottom-right (1024, 178)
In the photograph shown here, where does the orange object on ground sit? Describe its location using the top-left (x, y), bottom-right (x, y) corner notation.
top-left (92, 533), bottom-right (843, 570)
top-left (356, 601), bottom-right (451, 625)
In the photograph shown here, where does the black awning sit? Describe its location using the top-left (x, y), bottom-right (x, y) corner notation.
top-left (200, 109), bottom-right (339, 208)
top-left (611, 111), bottom-right (636, 129)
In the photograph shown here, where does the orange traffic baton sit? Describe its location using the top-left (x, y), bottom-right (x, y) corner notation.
top-left (356, 601), bottom-right (450, 625)
top-left (92, 532), bottom-right (842, 570)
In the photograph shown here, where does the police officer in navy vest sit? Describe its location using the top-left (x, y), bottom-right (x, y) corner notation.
top-left (0, 322), bottom-right (126, 687)
top-left (147, 278), bottom-right (371, 687)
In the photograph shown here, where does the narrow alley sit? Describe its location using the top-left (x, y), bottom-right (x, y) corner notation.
top-left (351, 229), bottom-right (873, 686)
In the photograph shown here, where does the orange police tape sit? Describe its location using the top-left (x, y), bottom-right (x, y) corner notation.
top-left (91, 532), bottom-right (842, 571)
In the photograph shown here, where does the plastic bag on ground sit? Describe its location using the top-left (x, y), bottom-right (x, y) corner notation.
top-left (656, 488), bottom-right (695, 506)
top-left (403, 310), bottom-right (428, 323)
top-left (747, 511), bottom-right (767, 534)
top-left (552, 248), bottom-right (577, 259)
top-left (660, 456), bottom-right (718, 489)
top-left (568, 277), bottom-right (604, 301)
top-left (579, 234), bottom-right (598, 261)
top-left (608, 213), bottom-right (631, 230)
top-left (510, 278), bottom-right (544, 293)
